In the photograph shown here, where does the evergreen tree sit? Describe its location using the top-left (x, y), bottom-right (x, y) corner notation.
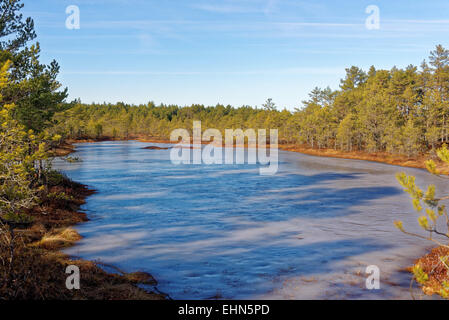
top-left (0, 0), bottom-right (67, 132)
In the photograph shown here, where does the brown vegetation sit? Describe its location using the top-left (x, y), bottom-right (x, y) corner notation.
top-left (0, 174), bottom-right (167, 300)
top-left (280, 144), bottom-right (449, 174)
top-left (411, 246), bottom-right (449, 297)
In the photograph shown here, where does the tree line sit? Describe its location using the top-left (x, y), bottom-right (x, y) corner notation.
top-left (52, 45), bottom-right (449, 157)
top-left (1, 0), bottom-right (448, 300)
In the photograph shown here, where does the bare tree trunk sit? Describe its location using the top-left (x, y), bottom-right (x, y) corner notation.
top-left (442, 115), bottom-right (445, 142)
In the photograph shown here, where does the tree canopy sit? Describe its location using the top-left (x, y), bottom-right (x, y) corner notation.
top-left (53, 45), bottom-right (449, 158)
top-left (0, 0), bottom-right (67, 132)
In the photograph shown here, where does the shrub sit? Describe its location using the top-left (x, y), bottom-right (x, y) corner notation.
top-left (396, 145), bottom-right (449, 298)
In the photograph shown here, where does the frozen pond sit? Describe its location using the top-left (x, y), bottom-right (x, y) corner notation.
top-left (54, 141), bottom-right (447, 299)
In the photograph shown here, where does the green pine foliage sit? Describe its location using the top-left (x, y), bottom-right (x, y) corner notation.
top-left (396, 144), bottom-right (449, 298)
top-left (0, 0), bottom-right (68, 132)
top-left (0, 60), bottom-right (60, 223)
top-left (53, 46), bottom-right (449, 157)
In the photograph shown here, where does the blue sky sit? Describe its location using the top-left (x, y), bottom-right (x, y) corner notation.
top-left (23, 0), bottom-right (449, 110)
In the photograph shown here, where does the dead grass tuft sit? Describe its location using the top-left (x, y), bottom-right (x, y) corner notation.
top-left (36, 228), bottom-right (82, 250)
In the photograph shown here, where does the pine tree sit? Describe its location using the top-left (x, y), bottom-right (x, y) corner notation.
top-left (0, 0), bottom-right (67, 132)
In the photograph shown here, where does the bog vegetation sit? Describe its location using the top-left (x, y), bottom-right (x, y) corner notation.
top-left (0, 0), bottom-right (448, 300)
top-left (396, 146), bottom-right (449, 298)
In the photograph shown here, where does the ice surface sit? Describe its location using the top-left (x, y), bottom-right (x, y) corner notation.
top-left (54, 141), bottom-right (448, 299)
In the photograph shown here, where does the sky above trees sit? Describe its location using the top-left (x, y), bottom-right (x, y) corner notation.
top-left (23, 0), bottom-right (449, 109)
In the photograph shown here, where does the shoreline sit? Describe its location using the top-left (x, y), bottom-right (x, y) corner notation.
top-left (34, 178), bottom-right (166, 299)
top-left (28, 147), bottom-right (168, 300)
top-left (59, 136), bottom-right (449, 174)
top-left (57, 183), bottom-right (168, 300)
top-left (279, 144), bottom-right (449, 174)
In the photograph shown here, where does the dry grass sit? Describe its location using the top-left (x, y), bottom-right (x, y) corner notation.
top-left (36, 228), bottom-right (82, 250)
top-left (0, 173), bottom-right (166, 300)
top-left (280, 144), bottom-right (449, 174)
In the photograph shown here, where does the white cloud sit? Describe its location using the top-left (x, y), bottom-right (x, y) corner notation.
top-left (62, 67), bottom-right (345, 76)
top-left (192, 3), bottom-right (260, 13)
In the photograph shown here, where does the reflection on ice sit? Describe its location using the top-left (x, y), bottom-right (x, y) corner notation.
top-left (99, 191), bottom-right (168, 201)
top-left (55, 141), bottom-right (446, 299)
